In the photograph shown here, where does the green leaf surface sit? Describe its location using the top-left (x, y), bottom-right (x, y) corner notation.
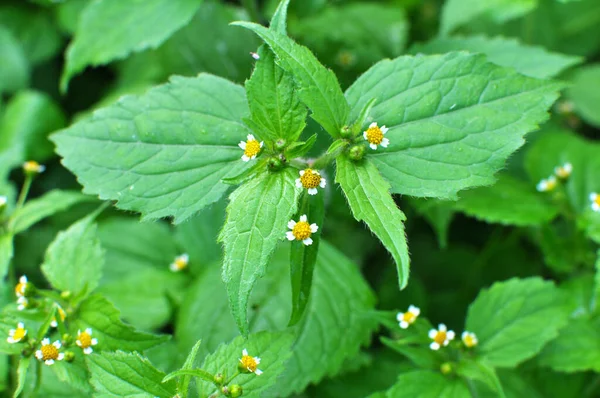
top-left (453, 173), bottom-right (560, 226)
top-left (245, 46), bottom-right (307, 143)
top-left (456, 359), bottom-right (505, 397)
top-left (9, 191), bottom-right (93, 235)
top-left (466, 277), bottom-right (570, 367)
top-left (289, 191), bottom-right (324, 326)
top-left (336, 155), bottom-right (409, 288)
top-left (75, 294), bottom-right (169, 352)
top-left (61, 0), bottom-right (203, 90)
top-left (0, 235), bottom-right (13, 281)
top-left (384, 370), bottom-right (470, 397)
top-left (0, 27), bottom-right (28, 94)
top-left (566, 64), bottom-right (600, 128)
top-left (41, 215), bottom-right (104, 298)
top-left (50, 354), bottom-right (93, 394)
top-left (412, 35), bottom-right (581, 79)
top-left (12, 356), bottom-right (30, 398)
top-left (197, 331), bottom-right (294, 397)
top-left (220, 168), bottom-right (300, 335)
top-left (345, 52), bottom-right (562, 200)
top-left (0, 90), bottom-right (66, 162)
top-left (538, 317), bottom-right (600, 372)
top-left (441, 0), bottom-right (537, 35)
top-left (175, 339), bottom-right (202, 398)
top-left (86, 351), bottom-right (176, 398)
top-left (53, 74), bottom-right (251, 223)
top-left (234, 21), bottom-right (349, 138)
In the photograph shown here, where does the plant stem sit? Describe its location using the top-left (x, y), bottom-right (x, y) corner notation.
top-left (15, 175), bottom-right (33, 210)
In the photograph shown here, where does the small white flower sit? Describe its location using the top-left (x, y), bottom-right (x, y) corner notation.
top-left (238, 134), bottom-right (264, 162)
top-left (35, 338), bottom-right (64, 365)
top-left (295, 169), bottom-right (327, 195)
top-left (363, 122), bottom-right (389, 150)
top-left (590, 192), bottom-right (600, 212)
top-left (15, 275), bottom-right (28, 297)
top-left (554, 162), bottom-right (572, 179)
top-left (7, 322), bottom-right (27, 344)
top-left (239, 348), bottom-right (263, 375)
top-left (50, 305), bottom-right (67, 328)
top-left (286, 214), bottom-right (319, 246)
top-left (396, 305), bottom-right (420, 329)
top-left (428, 324), bottom-right (455, 350)
top-left (461, 331), bottom-right (478, 348)
top-left (76, 328), bottom-right (99, 355)
top-left (536, 176), bottom-right (557, 192)
top-left (169, 253), bottom-right (189, 272)
top-left (17, 297), bottom-right (28, 311)
top-left (23, 161), bottom-right (45, 174)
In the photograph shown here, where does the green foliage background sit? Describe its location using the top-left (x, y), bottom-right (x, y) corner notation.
top-left (0, 0), bottom-right (599, 397)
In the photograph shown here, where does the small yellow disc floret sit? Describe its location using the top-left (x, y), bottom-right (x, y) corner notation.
top-left (292, 221), bottom-right (312, 241)
top-left (244, 140), bottom-right (261, 159)
top-left (300, 169), bottom-right (321, 189)
top-left (40, 344), bottom-right (59, 361)
top-left (78, 331), bottom-right (92, 348)
top-left (240, 355), bottom-right (259, 373)
top-left (365, 125), bottom-right (384, 145)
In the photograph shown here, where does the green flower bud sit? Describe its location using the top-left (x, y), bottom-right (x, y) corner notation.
top-left (267, 156), bottom-right (284, 171)
top-left (340, 125), bottom-right (352, 138)
top-left (275, 138), bottom-right (287, 150)
top-left (214, 373), bottom-right (225, 385)
top-left (230, 384), bottom-right (243, 398)
top-left (348, 144), bottom-right (366, 161)
top-left (64, 351), bottom-right (76, 362)
top-left (440, 362), bottom-right (453, 375)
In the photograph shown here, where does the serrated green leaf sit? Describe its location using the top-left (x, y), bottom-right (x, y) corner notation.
top-left (538, 317), bottom-right (600, 372)
top-left (174, 339), bottom-right (203, 398)
top-left (345, 52), bottom-right (562, 200)
top-left (456, 359), bottom-right (505, 397)
top-left (384, 370), bottom-right (470, 397)
top-left (245, 47), bottom-right (307, 143)
top-left (269, 0), bottom-right (290, 34)
top-left (86, 351), bottom-right (176, 398)
top-left (41, 215), bottom-right (104, 298)
top-left (453, 173), bottom-right (560, 226)
top-left (220, 168), bottom-right (300, 335)
top-left (466, 277), bottom-right (570, 367)
top-left (197, 331), bottom-right (294, 397)
top-left (234, 21), bottom-right (350, 138)
top-left (289, 191), bottom-right (324, 326)
top-left (441, 0), bottom-right (537, 35)
top-left (13, 356), bottom-right (30, 398)
top-left (336, 155), bottom-right (409, 289)
top-left (61, 0), bottom-right (203, 91)
top-left (53, 74), bottom-right (251, 223)
top-left (412, 35), bottom-right (582, 79)
top-left (0, 27), bottom-right (28, 94)
top-left (9, 191), bottom-right (93, 235)
top-left (285, 134), bottom-right (317, 159)
top-left (50, 354), bottom-right (93, 394)
top-left (75, 294), bottom-right (169, 352)
top-left (0, 90), bottom-right (66, 162)
top-left (566, 64), bottom-right (600, 128)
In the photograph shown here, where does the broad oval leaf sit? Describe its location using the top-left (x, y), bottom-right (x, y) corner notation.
top-left (53, 74), bottom-right (251, 223)
top-left (345, 52), bottom-right (562, 200)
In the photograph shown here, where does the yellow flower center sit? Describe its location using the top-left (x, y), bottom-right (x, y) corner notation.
top-left (240, 355), bottom-right (258, 372)
top-left (556, 167), bottom-right (570, 178)
top-left (41, 344), bottom-right (59, 361)
top-left (546, 179), bottom-right (557, 191)
top-left (402, 312), bottom-right (417, 324)
top-left (15, 282), bottom-right (26, 297)
top-left (292, 221), bottom-right (312, 240)
top-left (23, 161), bottom-right (42, 173)
top-left (594, 196), bottom-right (600, 206)
top-left (365, 125), bottom-right (384, 145)
top-left (78, 332), bottom-right (92, 348)
top-left (463, 334), bottom-right (477, 348)
top-left (12, 328), bottom-right (26, 341)
top-left (244, 140), bottom-right (261, 158)
top-left (300, 169), bottom-right (321, 189)
top-left (433, 331), bottom-right (447, 345)
top-left (173, 258), bottom-right (187, 270)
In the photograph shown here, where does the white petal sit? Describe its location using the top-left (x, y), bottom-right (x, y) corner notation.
top-left (17, 322), bottom-right (24, 329)
top-left (20, 276), bottom-right (27, 283)
top-left (310, 223), bottom-right (318, 233)
top-left (84, 347), bottom-right (93, 355)
top-left (57, 353), bottom-right (65, 361)
top-left (428, 330), bottom-right (437, 339)
top-left (241, 155), bottom-right (250, 162)
top-left (238, 141), bottom-right (246, 149)
top-left (381, 126), bottom-right (389, 134)
top-left (7, 337), bottom-right (15, 343)
top-left (461, 331), bottom-right (469, 339)
top-left (369, 122), bottom-right (377, 128)
top-left (381, 138), bottom-right (389, 148)
top-left (286, 231), bottom-right (296, 241)
top-left (320, 178), bottom-right (327, 188)
top-left (255, 368), bottom-right (263, 375)
top-left (308, 188), bottom-right (318, 195)
top-left (536, 181), bottom-right (546, 192)
top-left (300, 214), bottom-right (308, 222)
top-left (288, 220), bottom-right (296, 229)
top-left (45, 359), bottom-right (55, 365)
top-left (303, 237), bottom-right (313, 246)
top-left (169, 263), bottom-right (178, 271)
top-left (50, 320), bottom-right (57, 328)
top-left (9, 329), bottom-right (15, 336)
top-left (53, 341), bottom-right (62, 349)
top-left (370, 143), bottom-right (377, 150)
top-left (592, 203), bottom-right (600, 212)
top-left (430, 342), bottom-right (440, 350)
top-left (91, 338), bottom-right (98, 345)
top-left (590, 193), bottom-right (598, 201)
top-left (363, 132), bottom-right (368, 140)
top-left (259, 141), bottom-right (264, 148)
top-left (242, 349), bottom-right (249, 356)
top-left (409, 305), bottom-right (420, 316)
top-left (35, 351), bottom-right (43, 359)
top-left (438, 324), bottom-right (447, 332)
top-left (447, 331), bottom-right (455, 340)
top-left (17, 304), bottom-right (25, 311)
top-left (396, 312), bottom-right (404, 322)
top-left (254, 356), bottom-right (261, 364)
top-left (299, 170), bottom-right (305, 176)
top-left (247, 134), bottom-right (255, 141)
top-left (250, 155), bottom-right (256, 160)
top-left (42, 338), bottom-right (50, 345)
top-left (295, 179), bottom-right (302, 188)
top-left (399, 321), bottom-right (408, 329)
top-left (76, 340), bottom-right (82, 347)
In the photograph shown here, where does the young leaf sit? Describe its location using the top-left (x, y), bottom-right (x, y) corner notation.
top-left (233, 22), bottom-right (350, 138)
top-left (566, 64), bottom-right (600, 128)
top-left (336, 155), bottom-right (410, 289)
top-left (411, 35), bottom-right (582, 79)
top-left (61, 0), bottom-right (203, 91)
top-left (245, 46), bottom-right (307, 143)
top-left (0, 27), bottom-right (29, 94)
top-left (345, 52), bottom-right (562, 200)
top-left (220, 168), bottom-right (300, 335)
top-left (173, 339), bottom-right (203, 398)
top-left (75, 294), bottom-right (169, 352)
top-left (13, 356), bottom-right (31, 398)
top-left (86, 351), bottom-right (176, 398)
top-left (269, 0), bottom-right (290, 34)
top-left (383, 370), bottom-right (470, 397)
top-left (9, 191), bottom-right (93, 235)
top-left (196, 331), bottom-right (294, 397)
top-left (465, 277), bottom-right (570, 367)
top-left (53, 74), bottom-right (251, 223)
top-left (289, 190), bottom-right (325, 326)
top-left (453, 173), bottom-right (560, 226)
top-left (41, 214), bottom-right (104, 299)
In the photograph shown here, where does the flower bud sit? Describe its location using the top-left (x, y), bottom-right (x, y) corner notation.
top-left (64, 351), bottom-right (76, 362)
top-left (214, 373), bottom-right (225, 385)
top-left (348, 144), bottom-right (366, 161)
top-left (440, 362), bottom-right (453, 375)
top-left (275, 138), bottom-right (286, 151)
top-left (230, 384), bottom-right (243, 397)
top-left (267, 156), bottom-right (284, 171)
